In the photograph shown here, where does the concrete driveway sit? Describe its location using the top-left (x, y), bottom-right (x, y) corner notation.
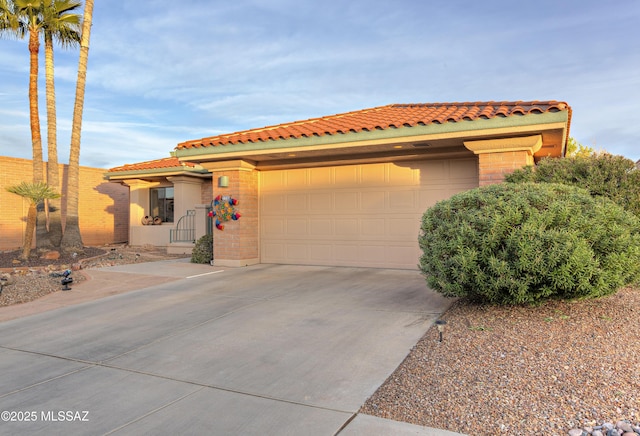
top-left (0, 261), bottom-right (462, 435)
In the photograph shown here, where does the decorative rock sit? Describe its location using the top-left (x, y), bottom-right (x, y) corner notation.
top-left (592, 431), bottom-right (604, 436)
top-left (608, 429), bottom-right (620, 436)
top-left (569, 429), bottom-right (585, 436)
top-left (622, 432), bottom-right (636, 436)
top-left (41, 250), bottom-right (60, 260)
top-left (0, 274), bottom-right (15, 285)
top-left (618, 422), bottom-right (634, 433)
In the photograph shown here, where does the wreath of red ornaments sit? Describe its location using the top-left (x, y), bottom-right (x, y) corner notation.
top-left (208, 195), bottom-right (241, 230)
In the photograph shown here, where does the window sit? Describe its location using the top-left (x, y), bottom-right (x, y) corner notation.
top-left (150, 187), bottom-right (174, 222)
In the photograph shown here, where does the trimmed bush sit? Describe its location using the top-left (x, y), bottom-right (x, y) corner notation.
top-left (505, 153), bottom-right (640, 218)
top-left (191, 234), bottom-right (213, 264)
top-left (419, 183), bottom-right (640, 305)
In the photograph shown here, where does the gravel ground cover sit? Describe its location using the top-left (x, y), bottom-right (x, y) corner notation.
top-left (0, 245), bottom-right (185, 307)
top-left (361, 288), bottom-right (640, 435)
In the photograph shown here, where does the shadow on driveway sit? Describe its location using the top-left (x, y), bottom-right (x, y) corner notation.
top-left (0, 263), bottom-right (463, 435)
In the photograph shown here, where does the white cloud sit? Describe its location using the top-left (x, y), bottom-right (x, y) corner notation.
top-left (1, 0), bottom-right (639, 168)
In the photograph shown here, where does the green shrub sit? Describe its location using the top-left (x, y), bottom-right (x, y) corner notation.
top-left (191, 234), bottom-right (213, 264)
top-left (419, 183), bottom-right (640, 305)
top-left (505, 153), bottom-right (640, 217)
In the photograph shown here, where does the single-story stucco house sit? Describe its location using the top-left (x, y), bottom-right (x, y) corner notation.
top-left (106, 101), bottom-right (572, 269)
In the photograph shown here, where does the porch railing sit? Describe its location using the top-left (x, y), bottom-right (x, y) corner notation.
top-left (170, 210), bottom-right (196, 243)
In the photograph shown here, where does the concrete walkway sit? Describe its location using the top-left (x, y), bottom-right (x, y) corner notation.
top-left (0, 260), bottom-right (466, 435)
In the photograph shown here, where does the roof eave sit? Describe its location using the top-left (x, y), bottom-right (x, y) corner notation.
top-left (105, 166), bottom-right (210, 181)
top-left (174, 111), bottom-right (570, 162)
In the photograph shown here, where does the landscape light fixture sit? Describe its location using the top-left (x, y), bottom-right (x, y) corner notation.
top-left (218, 176), bottom-right (229, 188)
top-left (61, 269), bottom-right (73, 291)
top-left (435, 319), bottom-right (447, 342)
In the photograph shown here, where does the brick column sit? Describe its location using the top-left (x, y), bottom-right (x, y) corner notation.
top-left (201, 160), bottom-right (259, 267)
top-left (463, 135), bottom-right (542, 186)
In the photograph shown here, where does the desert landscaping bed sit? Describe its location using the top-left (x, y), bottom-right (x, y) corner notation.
top-left (361, 288), bottom-right (640, 435)
top-left (0, 245), bottom-right (185, 307)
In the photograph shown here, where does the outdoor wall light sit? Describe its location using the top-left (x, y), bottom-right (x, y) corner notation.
top-left (218, 176), bottom-right (229, 188)
top-left (435, 319), bottom-right (447, 342)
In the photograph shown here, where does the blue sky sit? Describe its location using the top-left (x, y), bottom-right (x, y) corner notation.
top-left (1, 0), bottom-right (639, 169)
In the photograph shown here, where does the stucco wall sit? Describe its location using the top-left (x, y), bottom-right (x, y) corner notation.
top-left (0, 156), bottom-right (129, 250)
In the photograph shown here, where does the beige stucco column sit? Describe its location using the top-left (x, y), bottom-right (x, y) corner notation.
top-left (201, 160), bottom-right (259, 267)
top-left (167, 176), bottom-right (204, 222)
top-left (121, 179), bottom-right (153, 228)
top-left (464, 135), bottom-right (542, 186)
top-left (121, 179), bottom-right (156, 245)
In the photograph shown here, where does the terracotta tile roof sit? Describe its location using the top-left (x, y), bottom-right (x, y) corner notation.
top-left (107, 156), bottom-right (198, 173)
top-left (177, 101), bottom-right (570, 150)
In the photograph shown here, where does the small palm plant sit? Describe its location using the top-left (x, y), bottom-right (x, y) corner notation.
top-left (6, 181), bottom-right (61, 260)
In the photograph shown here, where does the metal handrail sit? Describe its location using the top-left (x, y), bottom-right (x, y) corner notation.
top-left (170, 210), bottom-right (196, 243)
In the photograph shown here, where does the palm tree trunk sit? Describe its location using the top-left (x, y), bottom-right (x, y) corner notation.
top-left (61, 0), bottom-right (93, 252)
top-left (40, 32), bottom-right (64, 249)
top-left (28, 28), bottom-right (44, 184)
top-left (21, 203), bottom-right (37, 260)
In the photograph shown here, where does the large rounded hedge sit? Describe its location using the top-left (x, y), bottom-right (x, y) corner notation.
top-left (419, 183), bottom-right (640, 305)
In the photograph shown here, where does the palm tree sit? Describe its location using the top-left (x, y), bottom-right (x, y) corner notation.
top-left (6, 182), bottom-right (61, 260)
top-left (61, 0), bottom-right (93, 252)
top-left (11, 0), bottom-right (45, 185)
top-left (0, 0), bottom-right (18, 33)
top-left (38, 0), bottom-right (81, 249)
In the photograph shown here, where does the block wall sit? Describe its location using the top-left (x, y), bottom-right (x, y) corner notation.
top-left (212, 168), bottom-right (259, 264)
top-left (477, 150), bottom-right (531, 186)
top-left (0, 156), bottom-right (129, 250)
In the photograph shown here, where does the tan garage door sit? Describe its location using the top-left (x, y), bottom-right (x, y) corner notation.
top-left (260, 158), bottom-right (478, 269)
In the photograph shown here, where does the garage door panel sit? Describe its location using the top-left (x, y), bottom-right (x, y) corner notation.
top-left (286, 244), bottom-right (308, 260)
top-left (310, 219), bottom-right (332, 236)
top-left (335, 166), bottom-right (358, 184)
top-left (286, 193), bottom-right (308, 210)
top-left (262, 171), bottom-right (286, 188)
top-left (361, 164), bottom-right (386, 185)
top-left (389, 190), bottom-right (416, 209)
top-left (359, 244), bottom-right (386, 264)
top-left (334, 218), bottom-right (359, 237)
top-left (388, 163), bottom-right (416, 185)
top-left (286, 219), bottom-right (308, 235)
top-left (261, 158), bottom-right (478, 269)
top-left (262, 193), bottom-right (286, 213)
top-left (361, 218), bottom-right (385, 236)
top-left (309, 243), bottom-right (333, 263)
top-left (385, 244), bottom-right (420, 268)
top-left (262, 218), bottom-right (285, 236)
top-left (262, 242), bottom-right (285, 260)
top-left (388, 217), bottom-right (421, 238)
top-left (335, 192), bottom-right (359, 209)
top-left (285, 169), bottom-right (307, 187)
top-left (309, 167), bottom-right (332, 187)
top-left (361, 191), bottom-right (386, 210)
top-left (334, 244), bottom-right (359, 262)
top-left (310, 192), bottom-right (332, 210)
top-left (419, 160), bottom-right (448, 181)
